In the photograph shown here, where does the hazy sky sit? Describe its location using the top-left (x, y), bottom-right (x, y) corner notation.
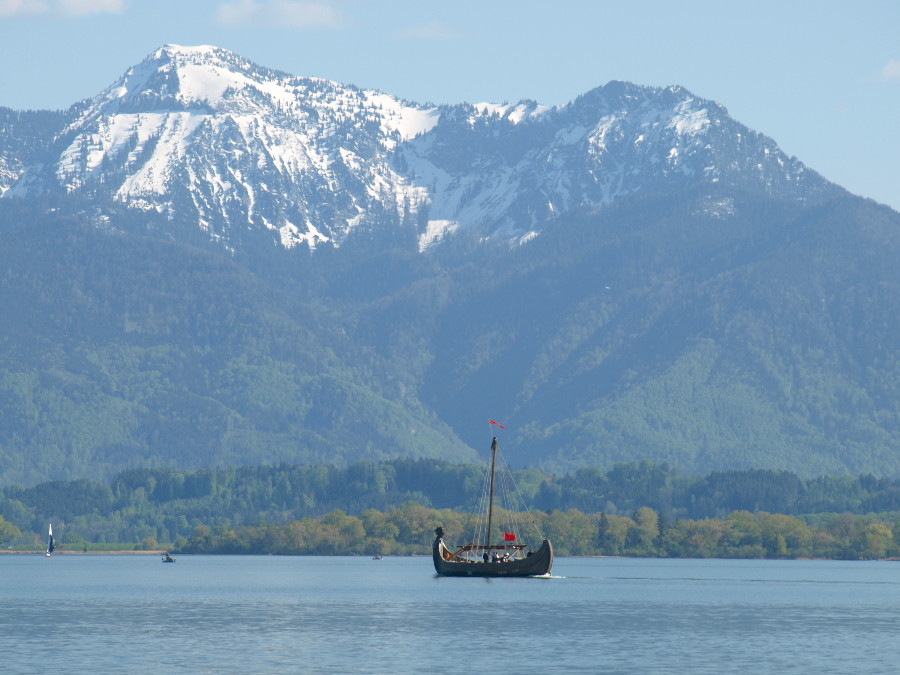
top-left (1, 0), bottom-right (897, 211)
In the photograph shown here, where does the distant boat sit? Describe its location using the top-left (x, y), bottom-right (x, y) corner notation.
top-left (432, 435), bottom-right (553, 577)
top-left (372, 555), bottom-right (383, 560)
top-left (162, 552), bottom-right (175, 563)
top-left (45, 524), bottom-right (54, 557)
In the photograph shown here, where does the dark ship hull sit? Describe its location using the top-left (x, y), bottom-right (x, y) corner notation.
top-left (433, 535), bottom-right (553, 577)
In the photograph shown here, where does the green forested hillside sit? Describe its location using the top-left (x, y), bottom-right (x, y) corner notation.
top-left (0, 211), bottom-right (475, 485)
top-left (1, 184), bottom-right (899, 483)
top-left (350, 189), bottom-right (900, 475)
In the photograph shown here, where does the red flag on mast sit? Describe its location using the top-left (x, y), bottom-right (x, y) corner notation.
top-left (489, 420), bottom-right (505, 429)
top-left (504, 532), bottom-right (517, 541)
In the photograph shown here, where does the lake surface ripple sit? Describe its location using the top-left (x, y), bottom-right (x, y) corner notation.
top-left (2, 555), bottom-right (898, 673)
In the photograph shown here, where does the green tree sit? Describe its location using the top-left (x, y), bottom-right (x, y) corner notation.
top-left (0, 515), bottom-right (21, 546)
top-left (625, 506), bottom-right (659, 555)
top-left (758, 513), bottom-right (810, 558)
top-left (361, 508), bottom-right (399, 541)
top-left (388, 502), bottom-right (437, 547)
top-left (678, 518), bottom-right (730, 558)
top-left (321, 510), bottom-right (366, 553)
top-left (597, 512), bottom-right (629, 555)
top-left (856, 522), bottom-right (893, 560)
top-left (723, 510), bottom-right (765, 557)
top-left (188, 525), bottom-right (213, 552)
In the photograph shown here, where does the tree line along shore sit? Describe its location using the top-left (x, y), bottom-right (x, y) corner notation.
top-left (2, 460), bottom-right (900, 559)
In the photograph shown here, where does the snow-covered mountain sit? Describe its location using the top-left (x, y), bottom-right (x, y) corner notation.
top-left (3, 44), bottom-right (900, 483)
top-left (6, 45), bottom-right (437, 251)
top-left (3, 44), bottom-right (840, 254)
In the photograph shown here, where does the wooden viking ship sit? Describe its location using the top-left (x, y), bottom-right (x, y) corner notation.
top-left (432, 435), bottom-right (553, 577)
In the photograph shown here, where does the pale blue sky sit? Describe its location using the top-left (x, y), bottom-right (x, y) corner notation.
top-left (1, 0), bottom-right (898, 211)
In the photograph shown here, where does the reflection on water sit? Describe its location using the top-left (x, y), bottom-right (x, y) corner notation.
top-left (2, 555), bottom-right (898, 674)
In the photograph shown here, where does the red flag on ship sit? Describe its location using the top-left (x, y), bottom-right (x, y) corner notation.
top-left (489, 420), bottom-right (505, 429)
top-left (504, 532), bottom-right (517, 541)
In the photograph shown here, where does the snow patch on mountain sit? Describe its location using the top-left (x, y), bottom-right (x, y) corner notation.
top-left (472, 101), bottom-right (552, 123)
top-left (364, 92), bottom-right (439, 142)
top-left (418, 219), bottom-right (458, 251)
top-left (2, 45), bottom-right (836, 253)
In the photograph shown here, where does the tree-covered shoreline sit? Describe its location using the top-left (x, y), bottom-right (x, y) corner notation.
top-left (177, 504), bottom-right (900, 560)
top-left (2, 459), bottom-right (900, 559)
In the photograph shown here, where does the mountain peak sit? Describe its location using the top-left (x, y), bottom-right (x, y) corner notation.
top-left (92, 43), bottom-right (271, 114)
top-left (155, 43), bottom-right (221, 59)
top-left (7, 44), bottom-right (838, 253)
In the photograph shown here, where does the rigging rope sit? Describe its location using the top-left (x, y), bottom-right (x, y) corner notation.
top-left (465, 434), bottom-right (547, 556)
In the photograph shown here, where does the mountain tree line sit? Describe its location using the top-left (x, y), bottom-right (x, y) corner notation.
top-left (3, 459), bottom-right (900, 559)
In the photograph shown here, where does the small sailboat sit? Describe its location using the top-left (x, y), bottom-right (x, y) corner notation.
top-left (162, 552), bottom-right (175, 563)
top-left (433, 433), bottom-right (553, 577)
top-left (45, 524), bottom-right (54, 557)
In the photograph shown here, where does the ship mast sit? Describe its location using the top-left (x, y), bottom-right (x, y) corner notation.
top-left (486, 436), bottom-right (498, 553)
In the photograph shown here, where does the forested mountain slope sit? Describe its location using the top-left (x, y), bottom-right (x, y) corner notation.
top-left (0, 210), bottom-right (474, 485)
top-left (338, 189), bottom-right (900, 475)
top-left (0, 46), bottom-right (898, 483)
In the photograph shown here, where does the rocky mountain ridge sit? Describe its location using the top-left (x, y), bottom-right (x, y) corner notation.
top-left (3, 44), bottom-right (840, 255)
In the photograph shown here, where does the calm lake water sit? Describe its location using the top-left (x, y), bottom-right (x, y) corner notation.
top-left (2, 554), bottom-right (898, 674)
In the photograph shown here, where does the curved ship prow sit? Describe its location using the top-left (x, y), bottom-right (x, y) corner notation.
top-left (433, 528), bottom-right (553, 577)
